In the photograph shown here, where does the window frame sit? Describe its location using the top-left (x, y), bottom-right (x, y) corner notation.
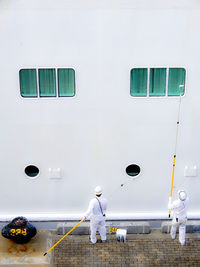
top-left (168, 68), bottom-right (186, 97)
top-left (130, 68), bottom-right (148, 97)
top-left (130, 67), bottom-right (186, 98)
top-left (38, 68), bottom-right (57, 98)
top-left (20, 68), bottom-right (76, 98)
top-left (57, 68), bottom-right (76, 97)
top-left (149, 68), bottom-right (167, 97)
top-left (19, 68), bottom-right (38, 98)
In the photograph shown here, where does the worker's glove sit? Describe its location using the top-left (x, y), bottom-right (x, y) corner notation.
top-left (84, 214), bottom-right (91, 220)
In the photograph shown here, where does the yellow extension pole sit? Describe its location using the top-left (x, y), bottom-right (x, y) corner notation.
top-left (169, 155), bottom-right (176, 217)
top-left (168, 84), bottom-right (184, 218)
top-left (43, 217), bottom-right (86, 257)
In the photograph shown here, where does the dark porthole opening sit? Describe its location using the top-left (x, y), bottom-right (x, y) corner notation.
top-left (126, 164), bottom-right (140, 177)
top-left (25, 165), bottom-right (39, 178)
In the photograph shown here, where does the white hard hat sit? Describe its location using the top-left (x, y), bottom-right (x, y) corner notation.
top-left (95, 186), bottom-right (102, 195)
top-left (178, 190), bottom-right (187, 201)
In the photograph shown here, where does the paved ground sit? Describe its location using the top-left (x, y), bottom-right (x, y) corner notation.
top-left (53, 230), bottom-right (200, 267)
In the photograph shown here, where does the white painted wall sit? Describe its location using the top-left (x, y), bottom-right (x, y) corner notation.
top-left (0, 0), bottom-right (200, 220)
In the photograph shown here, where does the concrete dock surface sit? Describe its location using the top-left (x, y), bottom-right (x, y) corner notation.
top-left (0, 229), bottom-right (200, 266)
top-left (0, 230), bottom-right (53, 267)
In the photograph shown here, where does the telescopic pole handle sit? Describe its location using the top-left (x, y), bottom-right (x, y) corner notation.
top-left (169, 155), bottom-right (176, 217)
top-left (169, 85), bottom-right (183, 218)
top-left (43, 217), bottom-right (86, 257)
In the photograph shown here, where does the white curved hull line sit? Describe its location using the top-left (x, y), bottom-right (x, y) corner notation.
top-left (0, 212), bottom-right (198, 222)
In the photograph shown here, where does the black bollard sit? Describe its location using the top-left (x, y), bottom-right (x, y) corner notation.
top-left (1, 216), bottom-right (37, 244)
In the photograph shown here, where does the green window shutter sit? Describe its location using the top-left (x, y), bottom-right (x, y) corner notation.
top-left (39, 69), bottom-right (56, 97)
top-left (130, 68), bottom-right (147, 96)
top-left (168, 68), bottom-right (186, 96)
top-left (19, 69), bottom-right (37, 97)
top-left (149, 68), bottom-right (166, 96)
top-left (58, 69), bottom-right (75, 97)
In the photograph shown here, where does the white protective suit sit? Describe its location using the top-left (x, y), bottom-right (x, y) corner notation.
top-left (85, 195), bottom-right (107, 244)
top-left (168, 192), bottom-right (188, 246)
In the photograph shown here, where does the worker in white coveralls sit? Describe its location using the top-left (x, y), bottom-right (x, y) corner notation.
top-left (85, 186), bottom-right (107, 244)
top-left (168, 190), bottom-right (189, 246)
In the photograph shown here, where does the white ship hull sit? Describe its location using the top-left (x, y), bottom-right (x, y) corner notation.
top-left (0, 0), bottom-right (199, 221)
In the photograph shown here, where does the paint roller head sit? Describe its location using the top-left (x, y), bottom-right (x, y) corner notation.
top-left (179, 84), bottom-right (184, 95)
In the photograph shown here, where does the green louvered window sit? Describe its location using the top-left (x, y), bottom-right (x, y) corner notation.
top-left (130, 68), bottom-right (147, 96)
top-left (39, 69), bottom-right (56, 97)
top-left (20, 69), bottom-right (37, 97)
top-left (149, 68), bottom-right (166, 96)
top-left (130, 67), bottom-right (186, 97)
top-left (58, 69), bottom-right (75, 97)
top-left (168, 68), bottom-right (186, 96)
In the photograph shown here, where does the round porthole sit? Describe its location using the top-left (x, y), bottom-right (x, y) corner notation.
top-left (126, 164), bottom-right (140, 177)
top-left (25, 165), bottom-right (39, 178)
